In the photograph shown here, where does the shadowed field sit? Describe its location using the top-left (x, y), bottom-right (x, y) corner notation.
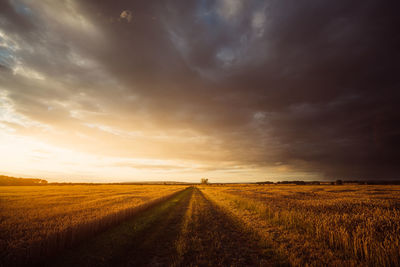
top-left (50, 187), bottom-right (193, 267)
top-left (1, 184), bottom-right (400, 266)
top-left (47, 187), bottom-right (283, 267)
top-left (174, 188), bottom-right (285, 266)
top-left (0, 185), bottom-right (186, 265)
top-left (201, 184), bottom-right (400, 266)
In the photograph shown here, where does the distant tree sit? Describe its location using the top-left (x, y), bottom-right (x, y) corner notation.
top-left (201, 178), bottom-right (208, 184)
top-left (256, 181), bottom-right (274, 185)
top-left (0, 176), bottom-right (48, 186)
top-left (335, 179), bottom-right (343, 185)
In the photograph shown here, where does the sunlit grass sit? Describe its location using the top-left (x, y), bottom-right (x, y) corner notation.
top-left (200, 184), bottom-right (400, 266)
top-left (0, 185), bottom-right (185, 265)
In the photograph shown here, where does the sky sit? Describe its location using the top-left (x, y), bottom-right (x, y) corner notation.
top-left (0, 0), bottom-right (399, 183)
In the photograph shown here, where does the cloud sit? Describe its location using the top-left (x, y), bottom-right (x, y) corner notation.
top-left (0, 0), bottom-right (399, 181)
top-left (251, 10), bottom-right (266, 37)
top-left (216, 0), bottom-right (242, 21)
top-left (120, 10), bottom-right (132, 22)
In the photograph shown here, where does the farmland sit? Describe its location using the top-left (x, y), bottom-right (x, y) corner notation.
top-left (1, 184), bottom-right (400, 266)
top-left (0, 184), bottom-right (186, 265)
top-left (201, 184), bottom-right (400, 266)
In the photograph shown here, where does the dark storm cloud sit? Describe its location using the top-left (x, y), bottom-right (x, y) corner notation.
top-left (1, 0), bottom-right (400, 179)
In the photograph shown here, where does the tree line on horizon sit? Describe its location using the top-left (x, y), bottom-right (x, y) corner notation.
top-left (0, 175), bottom-right (48, 186)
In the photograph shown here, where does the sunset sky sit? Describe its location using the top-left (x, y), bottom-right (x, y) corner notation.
top-left (0, 0), bottom-right (399, 182)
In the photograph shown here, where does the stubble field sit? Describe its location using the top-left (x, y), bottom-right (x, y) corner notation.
top-left (200, 184), bottom-right (400, 266)
top-left (0, 184), bottom-right (186, 265)
top-left (1, 184), bottom-right (399, 266)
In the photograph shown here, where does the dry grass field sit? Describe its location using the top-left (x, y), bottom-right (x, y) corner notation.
top-left (174, 188), bottom-right (284, 266)
top-left (0, 185), bottom-right (186, 265)
top-left (1, 184), bottom-right (400, 266)
top-left (200, 184), bottom-right (400, 266)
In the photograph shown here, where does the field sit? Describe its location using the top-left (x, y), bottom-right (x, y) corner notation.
top-left (0, 185), bottom-right (186, 265)
top-left (201, 184), bottom-right (400, 266)
top-left (1, 184), bottom-right (400, 266)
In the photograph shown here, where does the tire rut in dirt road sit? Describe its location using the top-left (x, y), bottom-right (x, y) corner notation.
top-left (49, 187), bottom-right (193, 267)
top-left (174, 188), bottom-right (284, 267)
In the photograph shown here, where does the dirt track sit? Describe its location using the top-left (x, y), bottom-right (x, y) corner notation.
top-left (47, 187), bottom-right (283, 267)
top-left (174, 188), bottom-right (279, 267)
